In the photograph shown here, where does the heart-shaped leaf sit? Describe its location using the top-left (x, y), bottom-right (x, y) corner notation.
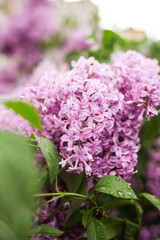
top-left (94, 176), bottom-right (137, 200)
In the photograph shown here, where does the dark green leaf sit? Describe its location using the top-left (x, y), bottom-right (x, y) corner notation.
top-left (65, 172), bottom-right (88, 223)
top-left (50, 195), bottom-right (84, 220)
top-left (96, 192), bottom-right (113, 209)
top-left (0, 131), bottom-right (36, 240)
top-left (64, 211), bottom-right (83, 228)
top-left (87, 217), bottom-right (108, 240)
top-left (4, 101), bottom-right (42, 131)
top-left (101, 217), bottom-right (139, 240)
top-left (31, 224), bottom-right (63, 237)
top-left (60, 170), bottom-right (84, 193)
top-left (33, 133), bottom-right (61, 185)
top-left (101, 217), bottom-right (124, 239)
top-left (94, 176), bottom-right (137, 200)
top-left (143, 114), bottom-right (160, 144)
top-left (82, 209), bottom-right (94, 228)
top-left (124, 220), bottom-right (140, 240)
top-left (140, 193), bottom-right (160, 210)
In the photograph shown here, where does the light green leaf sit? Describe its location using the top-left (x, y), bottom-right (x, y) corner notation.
top-left (0, 219), bottom-right (17, 240)
top-left (94, 176), bottom-right (137, 200)
top-left (140, 193), bottom-right (160, 210)
top-left (4, 101), bottom-right (42, 131)
top-left (0, 131), bottom-right (36, 240)
top-left (87, 217), bottom-right (108, 240)
top-left (31, 224), bottom-right (64, 237)
top-left (36, 165), bottom-right (49, 191)
top-left (33, 133), bottom-right (61, 185)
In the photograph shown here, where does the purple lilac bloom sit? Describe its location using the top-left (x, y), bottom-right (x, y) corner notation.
top-left (147, 138), bottom-right (160, 198)
top-left (140, 210), bottom-right (160, 240)
top-left (111, 50), bottom-right (160, 120)
top-left (0, 51), bottom-right (160, 181)
top-left (63, 27), bottom-right (93, 53)
top-left (0, 0), bottom-right (56, 68)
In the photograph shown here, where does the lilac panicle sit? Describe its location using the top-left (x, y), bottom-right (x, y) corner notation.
top-left (0, 51), bottom-right (160, 181)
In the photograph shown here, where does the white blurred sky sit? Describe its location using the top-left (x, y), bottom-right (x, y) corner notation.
top-left (65, 0), bottom-right (160, 40)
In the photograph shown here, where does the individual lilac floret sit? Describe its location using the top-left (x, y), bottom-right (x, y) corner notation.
top-left (0, 0), bottom-right (56, 68)
top-left (147, 138), bottom-right (160, 198)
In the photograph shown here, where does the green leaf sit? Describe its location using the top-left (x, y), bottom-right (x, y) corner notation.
top-left (101, 217), bottom-right (139, 240)
top-left (143, 114), bottom-right (160, 144)
top-left (33, 133), bottom-right (61, 185)
top-left (140, 193), bottom-right (160, 210)
top-left (65, 172), bottom-right (88, 224)
top-left (0, 131), bottom-right (36, 240)
top-left (94, 176), bottom-right (137, 200)
top-left (64, 211), bottom-right (83, 228)
top-left (87, 217), bottom-right (108, 240)
top-left (124, 222), bottom-right (139, 240)
top-left (96, 192), bottom-right (113, 209)
top-left (60, 170), bottom-right (84, 193)
top-left (31, 224), bottom-right (64, 237)
top-left (0, 219), bottom-right (17, 240)
top-left (101, 217), bottom-right (123, 239)
top-left (4, 101), bottom-right (42, 131)
top-left (102, 30), bottom-right (125, 48)
top-left (82, 208), bottom-right (94, 228)
top-left (36, 165), bottom-right (49, 191)
top-left (50, 195), bottom-right (84, 220)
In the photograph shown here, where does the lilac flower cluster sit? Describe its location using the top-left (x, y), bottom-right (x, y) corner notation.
top-left (0, 0), bottom-right (56, 68)
top-left (1, 51), bottom-right (160, 182)
top-left (147, 138), bottom-right (160, 198)
top-left (56, 51), bottom-right (160, 180)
